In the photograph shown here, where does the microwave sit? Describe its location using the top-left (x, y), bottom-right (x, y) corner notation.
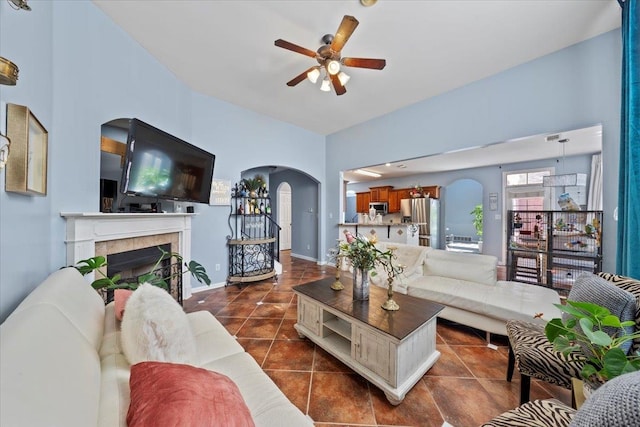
top-left (368, 202), bottom-right (388, 215)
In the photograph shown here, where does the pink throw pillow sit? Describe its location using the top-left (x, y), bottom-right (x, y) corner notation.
top-left (114, 289), bottom-right (134, 321)
top-left (127, 361), bottom-right (255, 427)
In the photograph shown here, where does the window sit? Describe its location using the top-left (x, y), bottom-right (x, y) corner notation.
top-left (506, 170), bottom-right (550, 186)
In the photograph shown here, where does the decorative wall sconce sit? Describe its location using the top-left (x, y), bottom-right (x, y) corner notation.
top-left (7, 0), bottom-right (31, 11)
top-left (0, 57), bottom-right (19, 86)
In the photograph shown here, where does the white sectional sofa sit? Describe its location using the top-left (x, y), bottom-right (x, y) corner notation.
top-left (369, 243), bottom-right (562, 338)
top-left (0, 267), bottom-right (312, 427)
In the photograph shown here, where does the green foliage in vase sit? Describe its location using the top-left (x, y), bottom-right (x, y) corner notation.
top-left (471, 204), bottom-right (483, 238)
top-left (241, 174), bottom-right (265, 192)
top-left (75, 247), bottom-right (211, 291)
top-left (545, 300), bottom-right (640, 384)
top-left (338, 234), bottom-right (403, 279)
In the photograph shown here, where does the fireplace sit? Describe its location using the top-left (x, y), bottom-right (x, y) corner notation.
top-left (61, 212), bottom-right (195, 300)
top-left (101, 243), bottom-right (183, 305)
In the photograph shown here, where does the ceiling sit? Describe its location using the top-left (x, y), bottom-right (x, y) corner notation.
top-left (342, 124), bottom-right (603, 182)
top-left (92, 1), bottom-right (620, 136)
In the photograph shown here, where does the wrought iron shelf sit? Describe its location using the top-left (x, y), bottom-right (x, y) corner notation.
top-left (227, 193), bottom-right (280, 285)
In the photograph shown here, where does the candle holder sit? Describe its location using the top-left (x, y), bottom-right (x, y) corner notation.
top-left (381, 275), bottom-right (400, 311)
top-left (381, 246), bottom-right (402, 311)
top-left (331, 254), bottom-right (345, 291)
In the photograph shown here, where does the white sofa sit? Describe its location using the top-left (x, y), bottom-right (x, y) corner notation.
top-left (0, 267), bottom-right (313, 427)
top-left (368, 243), bottom-right (562, 338)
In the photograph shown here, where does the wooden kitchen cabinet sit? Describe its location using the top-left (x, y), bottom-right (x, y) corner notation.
top-left (356, 192), bottom-right (371, 213)
top-left (422, 185), bottom-right (440, 199)
top-left (388, 190), bottom-right (400, 213)
top-left (370, 186), bottom-right (393, 202)
top-left (396, 188), bottom-right (411, 202)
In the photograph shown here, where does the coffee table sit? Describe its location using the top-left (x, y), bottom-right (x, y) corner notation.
top-left (293, 278), bottom-right (444, 404)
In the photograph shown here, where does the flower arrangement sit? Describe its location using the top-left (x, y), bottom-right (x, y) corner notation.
top-left (409, 185), bottom-right (427, 198)
top-left (339, 231), bottom-right (400, 277)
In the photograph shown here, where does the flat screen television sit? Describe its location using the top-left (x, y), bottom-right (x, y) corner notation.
top-left (120, 118), bottom-right (215, 204)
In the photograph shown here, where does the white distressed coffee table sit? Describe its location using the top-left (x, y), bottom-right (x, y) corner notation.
top-left (293, 277), bottom-right (444, 405)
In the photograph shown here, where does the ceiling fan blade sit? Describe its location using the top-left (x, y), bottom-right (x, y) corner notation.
top-left (342, 57), bottom-right (386, 70)
top-left (286, 67), bottom-right (318, 87)
top-left (330, 73), bottom-right (346, 96)
top-left (274, 39), bottom-right (317, 58)
top-left (330, 15), bottom-right (359, 52)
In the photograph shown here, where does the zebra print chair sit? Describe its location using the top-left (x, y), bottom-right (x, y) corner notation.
top-left (482, 371), bottom-right (640, 427)
top-left (505, 272), bottom-right (640, 405)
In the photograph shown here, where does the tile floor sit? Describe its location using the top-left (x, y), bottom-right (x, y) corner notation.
top-left (184, 252), bottom-right (571, 427)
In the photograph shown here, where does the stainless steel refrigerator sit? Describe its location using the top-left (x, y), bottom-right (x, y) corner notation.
top-left (400, 198), bottom-right (440, 248)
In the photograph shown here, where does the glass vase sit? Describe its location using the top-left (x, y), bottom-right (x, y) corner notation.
top-left (352, 268), bottom-right (370, 301)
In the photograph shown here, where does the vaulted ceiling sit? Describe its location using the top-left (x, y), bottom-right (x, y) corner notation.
top-left (93, 1), bottom-right (620, 136)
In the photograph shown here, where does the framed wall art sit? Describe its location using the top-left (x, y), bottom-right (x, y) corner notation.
top-left (5, 103), bottom-right (48, 195)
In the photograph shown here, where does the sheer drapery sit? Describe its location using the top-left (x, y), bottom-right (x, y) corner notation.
top-left (587, 153), bottom-right (603, 211)
top-left (616, 0), bottom-right (640, 277)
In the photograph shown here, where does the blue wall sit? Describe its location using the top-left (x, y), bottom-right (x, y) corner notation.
top-left (0, 2), bottom-right (623, 321)
top-left (327, 30), bottom-right (621, 273)
top-left (269, 169), bottom-right (319, 260)
top-left (0, 2), bottom-right (324, 321)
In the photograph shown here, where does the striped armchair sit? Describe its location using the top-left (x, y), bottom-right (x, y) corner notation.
top-left (505, 273), bottom-right (640, 404)
top-left (482, 371), bottom-right (640, 427)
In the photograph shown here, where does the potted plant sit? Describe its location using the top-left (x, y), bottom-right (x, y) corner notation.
top-left (408, 185), bottom-right (426, 198)
top-left (338, 231), bottom-right (399, 301)
top-left (545, 300), bottom-right (640, 390)
top-left (471, 204), bottom-right (483, 251)
top-left (241, 174), bottom-right (265, 198)
top-left (75, 247), bottom-right (211, 295)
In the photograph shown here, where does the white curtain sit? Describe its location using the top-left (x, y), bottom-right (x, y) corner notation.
top-left (587, 153), bottom-right (603, 211)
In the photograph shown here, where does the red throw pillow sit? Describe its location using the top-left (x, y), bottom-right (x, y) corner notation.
top-left (114, 289), bottom-right (134, 321)
top-left (127, 361), bottom-right (255, 427)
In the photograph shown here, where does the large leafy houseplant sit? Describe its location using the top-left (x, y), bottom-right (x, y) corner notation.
top-left (470, 204), bottom-right (483, 239)
top-left (545, 300), bottom-right (640, 385)
top-left (75, 247), bottom-right (211, 292)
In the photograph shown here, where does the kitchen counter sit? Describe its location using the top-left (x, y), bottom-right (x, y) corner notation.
top-left (338, 223), bottom-right (420, 246)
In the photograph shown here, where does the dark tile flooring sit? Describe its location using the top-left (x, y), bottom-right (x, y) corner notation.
top-left (183, 252), bottom-right (570, 427)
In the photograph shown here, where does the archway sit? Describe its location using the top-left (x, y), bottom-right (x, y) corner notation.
top-left (444, 178), bottom-right (483, 253)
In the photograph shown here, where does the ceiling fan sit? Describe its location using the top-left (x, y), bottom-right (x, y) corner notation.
top-left (274, 15), bottom-right (386, 96)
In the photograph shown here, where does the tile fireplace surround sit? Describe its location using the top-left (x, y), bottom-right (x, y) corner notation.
top-left (61, 212), bottom-right (195, 298)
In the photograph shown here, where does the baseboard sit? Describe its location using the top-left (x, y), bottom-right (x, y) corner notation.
top-left (191, 281), bottom-right (226, 294)
top-left (290, 253), bottom-right (317, 263)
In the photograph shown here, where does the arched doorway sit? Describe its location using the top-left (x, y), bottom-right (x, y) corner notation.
top-left (277, 182), bottom-right (292, 251)
top-left (444, 178), bottom-right (483, 253)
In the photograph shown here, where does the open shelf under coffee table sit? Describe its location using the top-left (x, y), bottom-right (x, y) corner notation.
top-left (293, 277), bottom-right (444, 405)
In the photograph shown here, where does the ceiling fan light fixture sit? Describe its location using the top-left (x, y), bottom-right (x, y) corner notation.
top-left (307, 68), bottom-right (320, 84)
top-left (327, 60), bottom-right (341, 75)
top-left (320, 77), bottom-right (331, 92)
top-left (337, 71), bottom-right (350, 86)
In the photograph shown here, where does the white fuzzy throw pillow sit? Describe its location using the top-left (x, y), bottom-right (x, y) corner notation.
top-left (120, 283), bottom-right (196, 365)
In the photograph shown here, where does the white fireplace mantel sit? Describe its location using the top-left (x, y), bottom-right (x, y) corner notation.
top-left (61, 212), bottom-right (196, 297)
